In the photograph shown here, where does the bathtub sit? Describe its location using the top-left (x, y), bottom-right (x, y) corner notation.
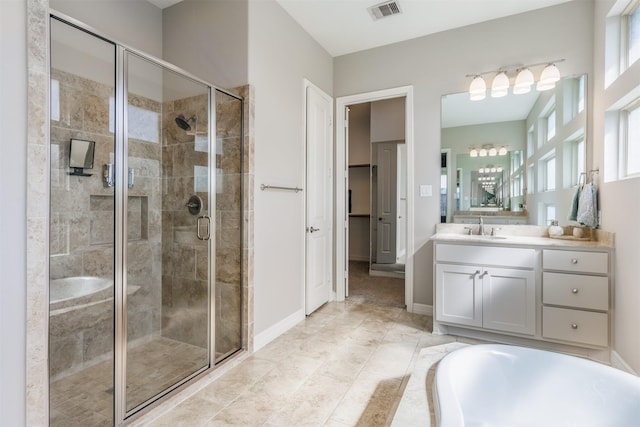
top-left (434, 344), bottom-right (640, 427)
top-left (50, 276), bottom-right (113, 311)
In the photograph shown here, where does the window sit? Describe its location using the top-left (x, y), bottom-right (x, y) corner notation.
top-left (541, 153), bottom-right (556, 191)
top-left (578, 75), bottom-right (586, 113)
top-left (51, 79), bottom-right (60, 122)
top-left (544, 204), bottom-right (557, 226)
top-left (527, 164), bottom-right (534, 194)
top-left (527, 127), bottom-right (534, 158)
top-left (512, 173), bottom-right (522, 197)
top-left (546, 109), bottom-right (556, 142)
top-left (627, 2), bottom-right (640, 66)
top-left (625, 101), bottom-right (640, 175)
top-left (568, 137), bottom-right (585, 187)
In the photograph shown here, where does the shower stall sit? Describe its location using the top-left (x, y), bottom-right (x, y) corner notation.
top-left (48, 15), bottom-right (244, 426)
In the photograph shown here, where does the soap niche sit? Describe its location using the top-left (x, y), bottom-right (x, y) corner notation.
top-left (90, 195), bottom-right (149, 245)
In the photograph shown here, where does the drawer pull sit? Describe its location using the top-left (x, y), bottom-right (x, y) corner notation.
top-left (571, 258), bottom-right (578, 264)
top-left (571, 323), bottom-right (578, 330)
top-left (572, 288), bottom-right (579, 294)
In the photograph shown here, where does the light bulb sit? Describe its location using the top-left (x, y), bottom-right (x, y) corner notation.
top-left (513, 68), bottom-right (534, 94)
top-left (537, 64), bottom-right (560, 91)
top-left (469, 76), bottom-right (486, 101)
top-left (479, 148), bottom-right (488, 157)
top-left (470, 148), bottom-right (478, 157)
top-left (489, 147), bottom-right (498, 156)
top-left (491, 72), bottom-right (509, 98)
top-left (498, 146), bottom-right (508, 156)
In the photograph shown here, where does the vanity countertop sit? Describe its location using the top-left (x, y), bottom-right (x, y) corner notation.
top-left (431, 224), bottom-right (614, 249)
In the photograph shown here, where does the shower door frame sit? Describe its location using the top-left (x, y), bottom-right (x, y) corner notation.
top-left (50, 12), bottom-right (245, 425)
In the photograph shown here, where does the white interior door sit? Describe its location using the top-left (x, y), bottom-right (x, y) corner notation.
top-left (376, 142), bottom-right (397, 264)
top-left (396, 143), bottom-right (407, 264)
top-left (305, 82), bottom-right (333, 315)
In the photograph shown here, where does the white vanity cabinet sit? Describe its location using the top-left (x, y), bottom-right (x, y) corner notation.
top-left (542, 249), bottom-right (610, 347)
top-left (435, 244), bottom-right (536, 335)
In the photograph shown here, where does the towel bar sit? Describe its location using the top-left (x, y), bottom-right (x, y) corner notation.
top-left (260, 184), bottom-right (303, 193)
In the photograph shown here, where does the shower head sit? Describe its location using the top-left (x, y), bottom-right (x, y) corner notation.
top-left (175, 114), bottom-right (196, 131)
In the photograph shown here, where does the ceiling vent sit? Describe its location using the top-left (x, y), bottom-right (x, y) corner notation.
top-left (368, 1), bottom-right (402, 20)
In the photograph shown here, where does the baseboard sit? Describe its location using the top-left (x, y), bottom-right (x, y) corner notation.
top-left (611, 349), bottom-right (638, 375)
top-left (253, 308), bottom-right (305, 352)
top-left (411, 303), bottom-right (433, 316)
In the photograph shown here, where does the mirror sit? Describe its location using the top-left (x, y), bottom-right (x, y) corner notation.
top-left (441, 74), bottom-right (587, 226)
top-left (68, 138), bottom-right (95, 176)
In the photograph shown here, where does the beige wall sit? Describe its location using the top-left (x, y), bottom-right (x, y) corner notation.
top-left (163, 0), bottom-right (249, 89)
top-left (593, 0), bottom-right (640, 373)
top-left (51, 0), bottom-right (163, 58)
top-left (248, 0), bottom-right (333, 336)
top-left (335, 0), bottom-right (594, 307)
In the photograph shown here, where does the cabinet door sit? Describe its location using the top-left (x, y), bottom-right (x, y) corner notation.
top-left (482, 267), bottom-right (535, 335)
top-left (435, 264), bottom-right (482, 327)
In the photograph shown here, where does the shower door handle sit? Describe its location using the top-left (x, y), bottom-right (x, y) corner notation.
top-left (197, 215), bottom-right (211, 240)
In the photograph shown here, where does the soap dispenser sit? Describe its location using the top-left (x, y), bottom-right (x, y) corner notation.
top-left (548, 220), bottom-right (563, 237)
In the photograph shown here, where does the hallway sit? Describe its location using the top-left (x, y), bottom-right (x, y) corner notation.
top-left (346, 261), bottom-right (405, 309)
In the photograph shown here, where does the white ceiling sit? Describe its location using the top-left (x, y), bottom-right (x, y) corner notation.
top-left (148, 0), bottom-right (571, 57)
top-left (147, 0), bottom-right (182, 8)
top-left (275, 0), bottom-right (572, 57)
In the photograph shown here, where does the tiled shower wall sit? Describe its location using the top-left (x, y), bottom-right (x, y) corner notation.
top-left (160, 93), bottom-right (210, 348)
top-left (49, 69), bottom-right (163, 378)
top-left (160, 90), bottom-right (244, 358)
top-left (49, 69), bottom-right (247, 377)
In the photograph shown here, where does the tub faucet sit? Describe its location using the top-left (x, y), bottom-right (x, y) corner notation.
top-left (478, 216), bottom-right (485, 236)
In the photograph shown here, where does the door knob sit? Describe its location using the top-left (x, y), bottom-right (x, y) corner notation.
top-left (307, 226), bottom-right (320, 233)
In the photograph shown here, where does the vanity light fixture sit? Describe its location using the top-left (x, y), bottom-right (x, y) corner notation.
top-left (467, 59), bottom-right (565, 100)
top-left (470, 145), bottom-right (506, 157)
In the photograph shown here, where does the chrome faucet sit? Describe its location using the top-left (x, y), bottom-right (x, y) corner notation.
top-left (478, 216), bottom-right (485, 236)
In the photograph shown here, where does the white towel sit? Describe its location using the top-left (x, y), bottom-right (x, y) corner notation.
top-left (576, 182), bottom-right (598, 228)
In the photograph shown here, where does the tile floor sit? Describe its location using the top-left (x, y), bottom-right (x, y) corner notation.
top-left (50, 338), bottom-right (208, 427)
top-left (144, 301), bottom-right (463, 426)
top-left (347, 261), bottom-right (405, 308)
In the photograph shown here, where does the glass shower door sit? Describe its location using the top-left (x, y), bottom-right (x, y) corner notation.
top-left (123, 53), bottom-right (212, 413)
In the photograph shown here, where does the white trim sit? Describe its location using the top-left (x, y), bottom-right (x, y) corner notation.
top-left (611, 349), bottom-right (638, 375)
top-left (335, 86), bottom-right (415, 312)
top-left (253, 308), bottom-right (305, 352)
top-left (412, 303), bottom-right (433, 316)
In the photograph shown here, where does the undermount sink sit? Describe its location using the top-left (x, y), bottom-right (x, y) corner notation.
top-left (465, 235), bottom-right (508, 240)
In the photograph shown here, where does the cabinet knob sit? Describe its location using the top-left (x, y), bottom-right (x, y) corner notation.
top-left (571, 323), bottom-right (578, 330)
top-left (572, 288), bottom-right (579, 294)
top-left (571, 258), bottom-right (578, 264)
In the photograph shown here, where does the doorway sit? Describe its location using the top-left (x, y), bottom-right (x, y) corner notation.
top-left (335, 86), bottom-right (414, 310)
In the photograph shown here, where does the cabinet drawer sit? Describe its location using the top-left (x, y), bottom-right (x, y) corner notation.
top-left (543, 250), bottom-right (608, 274)
top-left (543, 272), bottom-right (608, 310)
top-left (542, 306), bottom-right (608, 347)
top-left (436, 244), bottom-right (536, 268)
